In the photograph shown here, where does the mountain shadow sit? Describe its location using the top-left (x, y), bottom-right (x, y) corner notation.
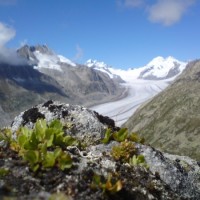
top-left (0, 62), bottom-right (67, 96)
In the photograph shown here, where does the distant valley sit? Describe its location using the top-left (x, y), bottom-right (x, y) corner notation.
top-left (0, 44), bottom-right (187, 127)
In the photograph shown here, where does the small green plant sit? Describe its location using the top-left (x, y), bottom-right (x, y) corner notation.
top-left (113, 128), bottom-right (128, 142)
top-left (0, 168), bottom-right (10, 177)
top-left (102, 128), bottom-right (112, 144)
top-left (10, 119), bottom-right (78, 172)
top-left (129, 155), bottom-right (149, 169)
top-left (102, 128), bottom-right (145, 144)
top-left (111, 140), bottom-right (136, 162)
top-left (128, 132), bottom-right (145, 144)
top-left (102, 128), bottom-right (128, 144)
top-left (91, 173), bottom-right (122, 193)
top-left (0, 128), bottom-right (12, 147)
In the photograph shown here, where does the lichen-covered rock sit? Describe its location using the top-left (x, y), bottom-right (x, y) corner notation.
top-left (0, 100), bottom-right (200, 199)
top-left (0, 143), bottom-right (180, 200)
top-left (11, 100), bottom-right (117, 145)
top-left (137, 144), bottom-right (200, 199)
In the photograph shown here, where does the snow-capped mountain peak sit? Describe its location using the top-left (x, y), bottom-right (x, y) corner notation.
top-left (17, 45), bottom-right (76, 71)
top-left (139, 56), bottom-right (187, 80)
top-left (57, 55), bottom-right (76, 67)
top-left (85, 59), bottom-right (110, 68)
top-left (85, 59), bottom-right (125, 83)
top-left (85, 59), bottom-right (114, 78)
top-left (32, 44), bottom-right (54, 55)
top-left (147, 56), bottom-right (181, 68)
top-left (147, 56), bottom-right (165, 67)
top-left (85, 56), bottom-right (187, 83)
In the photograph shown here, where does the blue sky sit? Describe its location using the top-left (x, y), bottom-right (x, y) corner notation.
top-left (0, 0), bottom-right (200, 69)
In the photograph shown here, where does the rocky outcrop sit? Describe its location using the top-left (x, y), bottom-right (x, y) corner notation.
top-left (11, 100), bottom-right (118, 145)
top-left (0, 101), bottom-right (200, 199)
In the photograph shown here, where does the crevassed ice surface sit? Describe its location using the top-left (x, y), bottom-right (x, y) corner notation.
top-left (91, 79), bottom-right (169, 126)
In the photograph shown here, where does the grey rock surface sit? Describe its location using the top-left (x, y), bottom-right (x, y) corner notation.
top-left (11, 100), bottom-right (117, 145)
top-left (1, 101), bottom-right (200, 199)
top-left (137, 144), bottom-right (200, 199)
top-left (82, 141), bottom-right (200, 199)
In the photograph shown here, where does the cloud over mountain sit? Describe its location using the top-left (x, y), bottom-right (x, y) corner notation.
top-left (0, 22), bottom-right (27, 65)
top-left (0, 22), bottom-right (15, 47)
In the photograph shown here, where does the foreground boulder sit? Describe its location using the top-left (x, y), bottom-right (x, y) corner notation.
top-left (11, 100), bottom-right (117, 145)
top-left (0, 101), bottom-right (200, 199)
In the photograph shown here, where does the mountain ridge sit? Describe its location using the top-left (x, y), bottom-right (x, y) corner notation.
top-left (86, 56), bottom-right (187, 82)
top-left (85, 59), bottom-right (125, 83)
top-left (138, 56), bottom-right (186, 80)
top-left (17, 45), bottom-right (187, 82)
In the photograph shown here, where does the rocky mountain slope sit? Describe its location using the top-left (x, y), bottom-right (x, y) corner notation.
top-left (85, 59), bottom-right (125, 83)
top-left (0, 62), bottom-right (67, 125)
top-left (0, 45), bottom-right (124, 127)
top-left (124, 60), bottom-right (200, 160)
top-left (0, 101), bottom-right (200, 199)
top-left (17, 45), bottom-right (124, 105)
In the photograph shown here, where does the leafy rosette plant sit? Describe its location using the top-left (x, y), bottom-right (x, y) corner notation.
top-left (10, 119), bottom-right (78, 172)
top-left (102, 128), bottom-right (128, 144)
top-left (129, 155), bottom-right (149, 169)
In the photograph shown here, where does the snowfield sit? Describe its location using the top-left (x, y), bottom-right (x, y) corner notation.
top-left (33, 50), bottom-right (76, 71)
top-left (90, 79), bottom-right (170, 126)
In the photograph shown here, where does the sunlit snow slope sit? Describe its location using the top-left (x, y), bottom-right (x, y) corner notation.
top-left (90, 57), bottom-right (187, 126)
top-left (91, 79), bottom-right (170, 126)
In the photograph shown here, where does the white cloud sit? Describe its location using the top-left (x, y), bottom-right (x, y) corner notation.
top-left (0, 47), bottom-right (27, 65)
top-left (119, 0), bottom-right (196, 26)
top-left (73, 44), bottom-right (83, 61)
top-left (148, 0), bottom-right (195, 26)
top-left (0, 22), bottom-right (15, 47)
top-left (124, 0), bottom-right (144, 8)
top-left (0, 22), bottom-right (27, 65)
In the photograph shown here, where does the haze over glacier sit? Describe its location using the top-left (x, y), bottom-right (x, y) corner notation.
top-left (87, 56), bottom-right (187, 126)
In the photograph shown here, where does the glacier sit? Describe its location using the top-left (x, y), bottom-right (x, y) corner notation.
top-left (90, 79), bottom-right (170, 126)
top-left (89, 56), bottom-right (187, 126)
